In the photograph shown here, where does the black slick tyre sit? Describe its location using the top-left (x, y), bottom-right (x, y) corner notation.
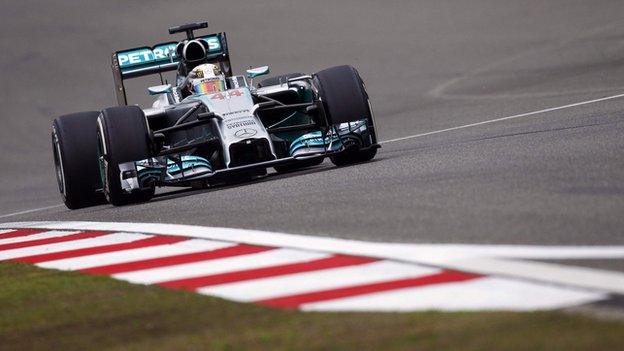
top-left (97, 106), bottom-right (154, 206)
top-left (314, 65), bottom-right (378, 166)
top-left (51, 111), bottom-right (106, 209)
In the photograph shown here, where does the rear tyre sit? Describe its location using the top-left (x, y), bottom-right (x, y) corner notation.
top-left (315, 65), bottom-right (378, 166)
top-left (257, 72), bottom-right (304, 88)
top-left (51, 112), bottom-right (106, 209)
top-left (274, 157), bottom-right (324, 173)
top-left (97, 106), bottom-right (154, 206)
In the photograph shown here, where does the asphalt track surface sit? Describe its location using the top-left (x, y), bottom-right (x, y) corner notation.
top-left (1, 1), bottom-right (623, 253)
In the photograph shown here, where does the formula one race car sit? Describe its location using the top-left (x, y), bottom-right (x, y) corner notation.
top-left (51, 22), bottom-right (379, 209)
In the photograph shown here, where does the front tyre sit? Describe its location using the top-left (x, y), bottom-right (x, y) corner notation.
top-left (315, 65), bottom-right (378, 166)
top-left (328, 142), bottom-right (377, 167)
top-left (97, 106), bottom-right (154, 206)
top-left (52, 111), bottom-right (106, 209)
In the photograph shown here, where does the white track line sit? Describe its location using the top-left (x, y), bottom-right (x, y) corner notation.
top-left (453, 257), bottom-right (624, 295)
top-left (6, 221), bottom-right (624, 261)
top-left (380, 92), bottom-right (624, 144)
top-left (199, 261), bottom-right (438, 302)
top-left (0, 204), bottom-right (63, 219)
top-left (0, 92), bottom-right (623, 221)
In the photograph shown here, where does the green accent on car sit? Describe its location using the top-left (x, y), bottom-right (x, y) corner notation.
top-left (117, 35), bottom-right (222, 74)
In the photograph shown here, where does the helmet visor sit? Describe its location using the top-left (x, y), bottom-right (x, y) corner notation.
top-left (193, 78), bottom-right (225, 95)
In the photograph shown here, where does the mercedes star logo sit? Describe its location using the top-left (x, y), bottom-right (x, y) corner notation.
top-left (234, 128), bottom-right (257, 138)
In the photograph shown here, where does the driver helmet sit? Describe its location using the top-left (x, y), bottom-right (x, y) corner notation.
top-left (189, 63), bottom-right (226, 95)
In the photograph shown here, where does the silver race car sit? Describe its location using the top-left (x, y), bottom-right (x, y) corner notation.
top-left (51, 22), bottom-right (379, 209)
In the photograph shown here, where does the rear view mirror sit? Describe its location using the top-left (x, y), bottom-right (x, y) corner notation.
top-left (246, 66), bottom-right (270, 79)
top-left (147, 84), bottom-right (172, 96)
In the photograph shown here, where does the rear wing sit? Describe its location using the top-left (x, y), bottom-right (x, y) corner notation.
top-left (111, 32), bottom-right (231, 106)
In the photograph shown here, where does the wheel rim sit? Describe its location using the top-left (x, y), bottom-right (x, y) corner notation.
top-left (359, 76), bottom-right (378, 144)
top-left (51, 128), bottom-right (66, 197)
top-left (96, 119), bottom-right (111, 201)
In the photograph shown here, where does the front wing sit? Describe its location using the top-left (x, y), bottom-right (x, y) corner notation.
top-left (119, 120), bottom-right (377, 191)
